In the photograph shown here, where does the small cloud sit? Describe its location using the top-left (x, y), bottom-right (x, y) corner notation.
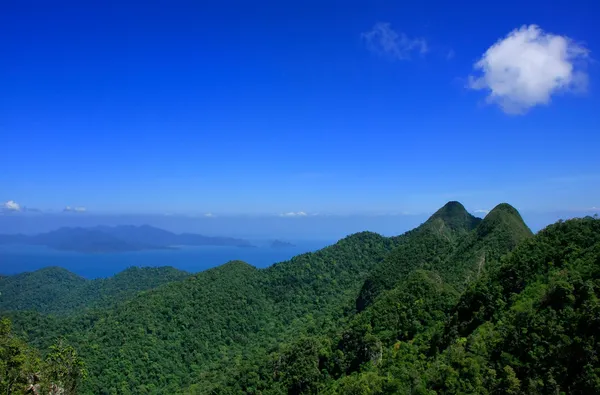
top-left (204, 212), bottom-right (216, 218)
top-left (279, 211), bottom-right (308, 217)
top-left (2, 200), bottom-right (21, 211)
top-left (64, 206), bottom-right (87, 213)
top-left (362, 22), bottom-right (427, 60)
top-left (468, 24), bottom-right (589, 114)
top-left (398, 211), bottom-right (414, 216)
top-left (474, 209), bottom-right (490, 215)
top-left (447, 49), bottom-right (455, 60)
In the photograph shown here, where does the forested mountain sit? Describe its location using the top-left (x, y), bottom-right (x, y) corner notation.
top-left (355, 201), bottom-right (483, 311)
top-left (7, 231), bottom-right (397, 393)
top-left (356, 202), bottom-right (532, 313)
top-left (2, 202), bottom-right (599, 394)
top-left (0, 225), bottom-right (253, 253)
top-left (0, 266), bottom-right (189, 314)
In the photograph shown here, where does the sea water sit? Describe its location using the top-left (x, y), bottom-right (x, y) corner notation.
top-left (0, 240), bottom-right (332, 278)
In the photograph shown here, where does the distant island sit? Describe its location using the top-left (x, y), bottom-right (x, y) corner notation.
top-left (0, 225), bottom-right (254, 253)
top-left (270, 239), bottom-right (296, 248)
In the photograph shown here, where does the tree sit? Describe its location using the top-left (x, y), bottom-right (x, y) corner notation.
top-left (45, 339), bottom-right (87, 395)
top-left (0, 318), bottom-right (42, 395)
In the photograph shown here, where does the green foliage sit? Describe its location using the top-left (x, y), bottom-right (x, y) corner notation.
top-left (0, 267), bottom-right (87, 313)
top-left (45, 339), bottom-right (87, 395)
top-left (0, 266), bottom-right (189, 315)
top-left (0, 317), bottom-right (85, 394)
top-left (4, 202), bottom-right (600, 395)
top-left (426, 201), bottom-right (482, 233)
top-left (271, 336), bottom-right (332, 394)
top-left (427, 216), bottom-right (600, 394)
top-left (356, 202), bottom-right (530, 311)
top-left (11, 231), bottom-right (393, 394)
top-left (210, 214), bottom-right (597, 395)
top-left (263, 231), bottom-right (396, 322)
top-left (356, 226), bottom-right (457, 311)
top-left (365, 270), bottom-right (458, 344)
top-left (323, 371), bottom-right (386, 395)
top-left (0, 317), bottom-right (40, 394)
top-left (437, 202), bottom-right (533, 290)
top-left (4, 230), bottom-right (395, 393)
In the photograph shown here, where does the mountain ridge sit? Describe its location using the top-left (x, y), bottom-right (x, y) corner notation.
top-left (355, 202), bottom-right (483, 311)
top-left (437, 202), bottom-right (533, 289)
top-left (4, 202), bottom-right (594, 395)
top-left (192, 216), bottom-right (598, 394)
top-left (426, 201), bottom-right (483, 233)
top-left (0, 266), bottom-right (190, 314)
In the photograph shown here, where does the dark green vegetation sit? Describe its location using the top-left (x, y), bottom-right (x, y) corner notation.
top-left (0, 225), bottom-right (253, 253)
top-left (0, 317), bottom-right (86, 394)
top-left (0, 266), bottom-right (189, 314)
top-left (3, 202), bottom-right (600, 394)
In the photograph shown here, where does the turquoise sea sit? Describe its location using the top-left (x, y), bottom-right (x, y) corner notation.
top-left (0, 240), bottom-right (332, 278)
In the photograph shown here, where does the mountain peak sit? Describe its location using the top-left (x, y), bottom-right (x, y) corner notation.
top-left (486, 203), bottom-right (520, 217)
top-left (216, 260), bottom-right (257, 273)
top-left (426, 201), bottom-right (481, 232)
top-left (476, 203), bottom-right (532, 240)
top-left (440, 201), bottom-right (466, 211)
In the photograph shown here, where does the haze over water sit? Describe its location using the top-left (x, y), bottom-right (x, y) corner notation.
top-left (0, 240), bottom-right (331, 278)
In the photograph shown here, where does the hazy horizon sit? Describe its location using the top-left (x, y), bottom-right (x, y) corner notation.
top-left (1, 204), bottom-right (597, 240)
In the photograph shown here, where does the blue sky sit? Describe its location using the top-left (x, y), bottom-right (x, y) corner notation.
top-left (1, 0), bottom-right (599, 217)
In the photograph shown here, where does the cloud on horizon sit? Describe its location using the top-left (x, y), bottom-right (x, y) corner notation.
top-left (63, 206), bottom-right (87, 213)
top-left (468, 24), bottom-right (589, 114)
top-left (362, 22), bottom-right (427, 60)
top-left (279, 211), bottom-right (308, 217)
top-left (2, 200), bottom-right (21, 211)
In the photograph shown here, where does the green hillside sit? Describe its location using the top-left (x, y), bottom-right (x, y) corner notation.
top-left (356, 202), bottom-right (530, 312)
top-left (0, 267), bottom-right (87, 313)
top-left (0, 266), bottom-right (189, 314)
top-left (6, 229), bottom-right (397, 393)
top-left (437, 202), bottom-right (533, 289)
top-left (2, 202), bottom-right (598, 395)
top-left (355, 201), bottom-right (479, 311)
top-left (190, 215), bottom-right (597, 394)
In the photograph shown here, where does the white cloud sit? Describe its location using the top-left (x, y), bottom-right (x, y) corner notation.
top-left (279, 211), bottom-right (308, 217)
top-left (64, 206), bottom-right (87, 213)
top-left (468, 24), bottom-right (589, 114)
top-left (474, 209), bottom-right (490, 215)
top-left (204, 212), bottom-right (216, 218)
top-left (2, 200), bottom-right (21, 211)
top-left (362, 22), bottom-right (427, 60)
